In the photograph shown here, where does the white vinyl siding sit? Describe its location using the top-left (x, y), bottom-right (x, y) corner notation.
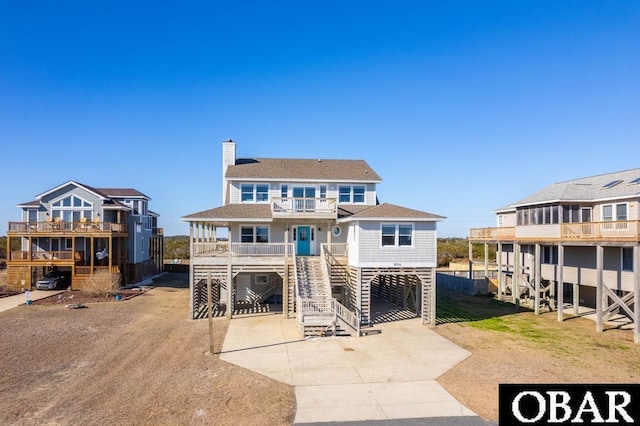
top-left (349, 221), bottom-right (436, 267)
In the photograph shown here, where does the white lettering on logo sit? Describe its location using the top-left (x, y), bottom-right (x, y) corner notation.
top-left (572, 391), bottom-right (604, 423)
top-left (605, 391), bottom-right (633, 423)
top-left (512, 391), bottom-right (546, 423)
top-left (547, 391), bottom-right (572, 423)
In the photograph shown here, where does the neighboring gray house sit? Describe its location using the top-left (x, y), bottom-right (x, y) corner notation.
top-left (182, 140), bottom-right (445, 336)
top-left (469, 168), bottom-right (640, 343)
top-left (5, 181), bottom-right (164, 290)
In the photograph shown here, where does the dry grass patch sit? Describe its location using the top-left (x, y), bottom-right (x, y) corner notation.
top-left (434, 288), bottom-right (640, 422)
top-left (82, 270), bottom-right (121, 297)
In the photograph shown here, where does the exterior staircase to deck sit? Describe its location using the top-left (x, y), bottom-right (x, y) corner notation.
top-left (295, 256), bottom-right (361, 337)
top-left (296, 256), bottom-right (330, 299)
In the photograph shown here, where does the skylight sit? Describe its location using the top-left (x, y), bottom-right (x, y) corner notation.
top-left (629, 177), bottom-right (640, 185)
top-left (602, 179), bottom-right (623, 189)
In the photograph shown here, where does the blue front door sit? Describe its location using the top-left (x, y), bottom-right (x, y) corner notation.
top-left (297, 226), bottom-right (311, 255)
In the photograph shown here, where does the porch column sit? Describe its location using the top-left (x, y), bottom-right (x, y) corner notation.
top-left (188, 222), bottom-right (194, 319)
top-left (634, 245), bottom-right (639, 344)
top-left (326, 221), bottom-right (332, 247)
top-left (283, 225), bottom-right (289, 318)
top-left (484, 242), bottom-right (489, 280)
top-left (227, 228), bottom-right (233, 319)
top-left (90, 236), bottom-right (95, 274)
top-left (468, 242), bottom-right (473, 280)
top-left (513, 243), bottom-right (520, 309)
top-left (534, 243), bottom-right (541, 315)
top-left (497, 242), bottom-right (503, 300)
top-left (108, 236), bottom-right (113, 271)
top-left (557, 244), bottom-right (564, 322)
top-left (596, 244), bottom-right (603, 333)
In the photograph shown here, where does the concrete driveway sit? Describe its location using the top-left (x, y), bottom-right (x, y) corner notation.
top-left (219, 312), bottom-right (480, 424)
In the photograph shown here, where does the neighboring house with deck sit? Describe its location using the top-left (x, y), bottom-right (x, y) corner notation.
top-left (182, 140), bottom-right (445, 337)
top-left (468, 168), bottom-right (640, 343)
top-left (5, 181), bottom-right (164, 290)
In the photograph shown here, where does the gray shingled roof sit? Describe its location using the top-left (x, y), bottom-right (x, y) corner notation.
top-left (183, 202), bottom-right (444, 223)
top-left (339, 203), bottom-right (445, 222)
top-left (226, 158), bottom-right (382, 181)
top-left (506, 168), bottom-right (640, 208)
top-left (94, 187), bottom-right (149, 199)
top-left (182, 204), bottom-right (272, 221)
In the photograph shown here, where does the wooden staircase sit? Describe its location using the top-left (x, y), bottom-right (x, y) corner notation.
top-left (295, 256), bottom-right (361, 338)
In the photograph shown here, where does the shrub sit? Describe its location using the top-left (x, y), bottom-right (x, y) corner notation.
top-left (83, 271), bottom-right (121, 297)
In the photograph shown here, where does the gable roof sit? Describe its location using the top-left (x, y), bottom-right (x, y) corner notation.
top-left (505, 168), bottom-right (640, 209)
top-left (34, 180), bottom-right (150, 200)
top-left (22, 180), bottom-right (152, 212)
top-left (226, 158), bottom-right (382, 182)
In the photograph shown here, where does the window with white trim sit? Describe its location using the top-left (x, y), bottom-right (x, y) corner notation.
top-left (51, 195), bottom-right (93, 222)
top-left (240, 225), bottom-right (269, 243)
top-left (27, 209), bottom-right (38, 223)
top-left (381, 224), bottom-right (414, 247)
top-left (338, 185), bottom-right (366, 204)
top-left (240, 184), bottom-right (270, 203)
top-left (602, 203), bottom-right (627, 221)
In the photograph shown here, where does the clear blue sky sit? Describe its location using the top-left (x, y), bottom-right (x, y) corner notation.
top-left (1, 1), bottom-right (638, 237)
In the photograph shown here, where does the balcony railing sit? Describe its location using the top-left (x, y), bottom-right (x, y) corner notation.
top-left (10, 250), bottom-right (128, 263)
top-left (469, 220), bottom-right (640, 242)
top-left (469, 227), bottom-right (516, 240)
top-left (271, 197), bottom-right (337, 218)
top-left (8, 221), bottom-right (127, 234)
top-left (562, 220), bottom-right (639, 240)
top-left (192, 242), bottom-right (295, 257)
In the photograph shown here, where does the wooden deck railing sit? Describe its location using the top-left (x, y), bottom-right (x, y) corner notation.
top-left (323, 243), bottom-right (348, 257)
top-left (469, 221), bottom-right (640, 242)
top-left (10, 250), bottom-right (78, 261)
top-left (192, 242), bottom-right (295, 257)
top-left (562, 220), bottom-right (639, 240)
top-left (468, 227), bottom-right (516, 240)
top-left (271, 197), bottom-right (337, 217)
top-left (332, 299), bottom-right (361, 335)
top-left (8, 221), bottom-right (127, 234)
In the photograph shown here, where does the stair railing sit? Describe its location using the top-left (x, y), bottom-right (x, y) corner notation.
top-left (331, 298), bottom-right (360, 336)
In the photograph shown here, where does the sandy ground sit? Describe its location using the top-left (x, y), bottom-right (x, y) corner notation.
top-left (0, 272), bottom-right (296, 426)
top-left (434, 305), bottom-right (640, 422)
top-left (2, 269), bottom-right (639, 424)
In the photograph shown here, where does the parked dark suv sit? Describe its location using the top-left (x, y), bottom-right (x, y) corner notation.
top-left (35, 271), bottom-right (70, 290)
